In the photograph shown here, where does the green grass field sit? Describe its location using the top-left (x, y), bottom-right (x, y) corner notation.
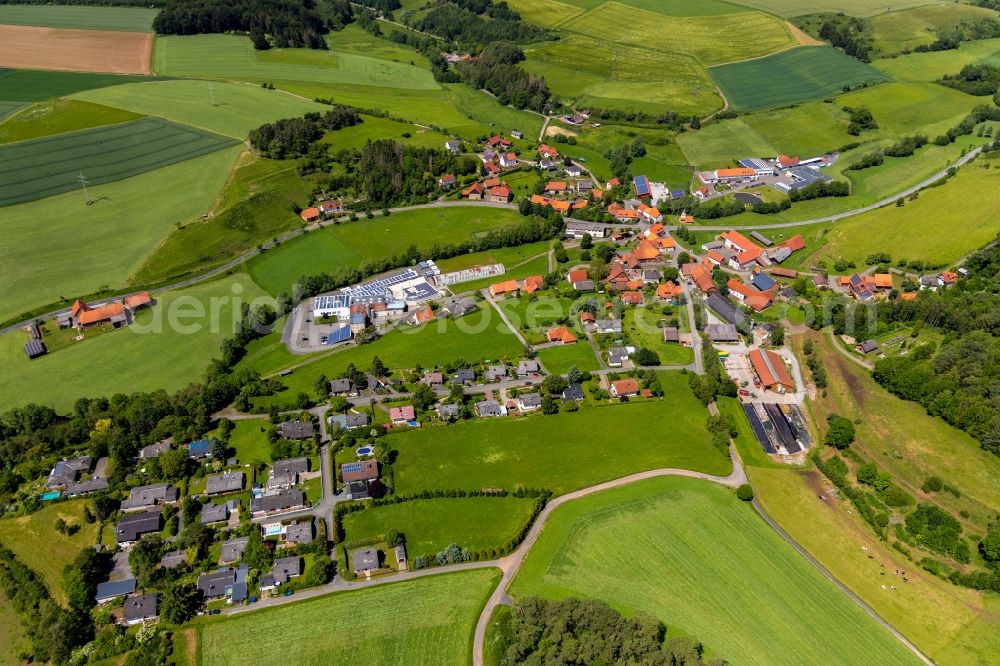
top-left (342, 497), bottom-right (538, 556)
top-left (72, 79), bottom-right (327, 139)
top-left (728, 0), bottom-right (943, 18)
top-left (0, 146), bottom-right (239, 323)
top-left (0, 594), bottom-right (28, 666)
top-left (562, 3), bottom-right (795, 67)
top-left (535, 342), bottom-right (601, 375)
top-left (0, 116), bottom-right (237, 206)
top-left (0, 4), bottom-right (157, 31)
top-left (198, 569), bottom-right (499, 665)
top-left (248, 207), bottom-right (525, 296)
top-left (131, 152), bottom-right (308, 285)
top-left (0, 68), bottom-right (154, 103)
top-left (510, 476), bottom-right (920, 665)
top-left (807, 160), bottom-right (1000, 269)
top-left (710, 46), bottom-right (892, 112)
top-left (871, 4), bottom-right (999, 54)
top-left (0, 100), bottom-right (23, 120)
top-left (0, 273), bottom-right (268, 411)
top-left (873, 37), bottom-right (1000, 82)
top-left (322, 114), bottom-right (451, 151)
top-left (211, 418), bottom-right (272, 466)
top-left (248, 310), bottom-right (523, 409)
top-left (393, 373), bottom-right (728, 495)
top-left (0, 99), bottom-right (142, 144)
top-left (0, 499), bottom-right (100, 606)
top-left (676, 118), bottom-right (777, 168)
top-left (736, 101), bottom-right (850, 157)
top-left (153, 34), bottom-right (439, 90)
top-left (836, 82), bottom-right (981, 137)
top-left (433, 241), bottom-right (549, 273)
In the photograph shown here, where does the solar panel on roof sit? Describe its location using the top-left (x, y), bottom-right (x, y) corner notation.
top-left (342, 462), bottom-right (363, 473)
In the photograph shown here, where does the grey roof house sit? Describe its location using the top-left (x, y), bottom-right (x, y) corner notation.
top-left (517, 393), bottom-right (542, 411)
top-left (200, 502), bottom-right (229, 524)
top-left (95, 578), bottom-right (136, 604)
top-left (329, 378), bottom-right (355, 395)
top-left (250, 489), bottom-right (305, 517)
top-left (220, 536), bottom-right (249, 564)
top-left (517, 360), bottom-right (539, 376)
top-left (205, 472), bottom-right (244, 496)
top-left (121, 483), bottom-right (179, 512)
top-left (351, 547), bottom-right (380, 574)
top-left (278, 421), bottom-right (315, 440)
top-left (283, 521), bottom-right (313, 545)
top-left (116, 511), bottom-right (162, 545)
top-left (123, 594), bottom-right (158, 625)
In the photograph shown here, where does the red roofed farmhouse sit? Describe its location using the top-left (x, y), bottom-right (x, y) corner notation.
top-left (749, 349), bottom-right (794, 393)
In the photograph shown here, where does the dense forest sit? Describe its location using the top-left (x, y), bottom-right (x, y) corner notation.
top-left (495, 597), bottom-right (724, 665)
top-left (456, 41), bottom-right (550, 110)
top-left (153, 0), bottom-right (353, 48)
top-left (938, 64), bottom-right (1000, 97)
top-left (411, 1), bottom-right (551, 45)
top-left (248, 105), bottom-right (363, 158)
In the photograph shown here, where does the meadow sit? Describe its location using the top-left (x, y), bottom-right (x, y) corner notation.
top-left (342, 497), bottom-right (538, 556)
top-left (249, 311), bottom-right (524, 409)
top-left (433, 241), bottom-right (549, 273)
top-left (873, 37), bottom-right (1000, 82)
top-left (0, 146), bottom-right (240, 323)
top-left (535, 342), bottom-right (601, 375)
top-left (392, 373), bottom-right (728, 495)
top-left (131, 152), bottom-right (308, 285)
top-left (247, 206), bottom-right (526, 296)
top-left (510, 476), bottom-right (921, 665)
top-left (806, 160), bottom-right (1000, 269)
top-left (0, 499), bottom-right (100, 606)
top-left (322, 114), bottom-right (451, 151)
top-left (0, 273), bottom-right (268, 412)
top-left (197, 569), bottom-right (499, 666)
top-left (870, 4), bottom-right (999, 55)
top-left (0, 99), bottom-right (142, 143)
top-left (0, 4), bottom-right (157, 31)
top-left (72, 79), bottom-right (327, 138)
top-left (0, 595), bottom-right (28, 666)
top-left (0, 116), bottom-right (237, 206)
top-left (0, 68), bottom-right (154, 103)
top-left (675, 117), bottom-right (777, 168)
top-left (710, 46), bottom-right (891, 112)
top-left (211, 418), bottom-right (273, 466)
top-left (562, 3), bottom-right (795, 66)
top-left (728, 0), bottom-right (940, 17)
top-left (153, 34), bottom-right (439, 91)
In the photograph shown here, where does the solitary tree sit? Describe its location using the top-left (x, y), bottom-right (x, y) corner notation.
top-left (736, 484), bottom-right (754, 502)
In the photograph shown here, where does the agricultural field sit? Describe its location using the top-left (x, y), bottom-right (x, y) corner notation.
top-left (198, 570), bottom-right (500, 666)
top-left (0, 4), bottom-right (157, 31)
top-left (131, 152), bottom-right (308, 285)
top-left (806, 160), bottom-right (1000, 269)
top-left (247, 206), bottom-right (526, 296)
top-left (248, 312), bottom-right (523, 409)
top-left (322, 114), bottom-right (451, 151)
top-left (710, 46), bottom-right (891, 112)
top-left (432, 241), bottom-right (549, 273)
top-left (393, 373), bottom-right (728, 495)
top-left (72, 79), bottom-right (327, 139)
top-left (870, 4), bottom-right (1000, 54)
top-left (0, 273), bottom-right (268, 412)
top-left (0, 24), bottom-right (152, 74)
top-left (0, 99), bottom-right (142, 143)
top-left (728, 0), bottom-right (942, 18)
top-left (0, 499), bottom-right (100, 606)
top-left (873, 37), bottom-right (1000, 82)
top-left (736, 101), bottom-right (852, 157)
top-left (675, 117), bottom-right (777, 168)
top-left (562, 3), bottom-right (796, 66)
top-left (836, 82), bottom-right (983, 137)
top-left (152, 34), bottom-right (438, 90)
top-left (0, 116), bottom-right (237, 206)
top-left (0, 68), bottom-right (153, 103)
top-left (0, 146), bottom-right (239, 323)
top-left (510, 476), bottom-right (921, 665)
top-left (535, 341), bottom-right (601, 375)
top-left (342, 497), bottom-right (538, 557)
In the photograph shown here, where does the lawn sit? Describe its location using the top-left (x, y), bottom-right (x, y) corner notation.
top-left (750, 465), bottom-right (1000, 665)
top-left (0, 145), bottom-right (239, 323)
top-left (510, 476), bottom-right (920, 665)
top-left (392, 373), bottom-right (728, 496)
top-left (0, 68), bottom-right (153, 103)
top-left (0, 273), bottom-right (268, 412)
top-left (198, 569), bottom-right (499, 665)
top-left (247, 206), bottom-right (526, 296)
top-left (433, 241), bottom-right (549, 273)
top-left (806, 160), bottom-right (1000, 269)
top-left (675, 117), bottom-right (777, 168)
top-left (727, 0), bottom-right (938, 18)
top-left (342, 497), bottom-right (538, 557)
top-left (249, 311), bottom-right (523, 409)
top-left (737, 101), bottom-right (852, 157)
top-left (233, 317), bottom-right (297, 376)
top-left (210, 418), bottom-right (273, 466)
top-left (0, 499), bottom-right (100, 606)
top-left (561, 4), bottom-right (795, 67)
top-left (72, 79), bottom-right (328, 139)
top-left (800, 331), bottom-right (1000, 533)
top-left (0, 99), bottom-right (142, 143)
top-left (0, 4), bottom-right (157, 31)
top-left (0, 116), bottom-right (237, 206)
top-left (710, 46), bottom-right (891, 112)
top-left (535, 342), bottom-right (601, 375)
top-left (621, 306), bottom-right (696, 366)
top-left (496, 293), bottom-right (581, 344)
top-left (322, 114), bottom-right (451, 151)
top-left (153, 34), bottom-right (438, 90)
top-left (131, 152), bottom-right (308, 285)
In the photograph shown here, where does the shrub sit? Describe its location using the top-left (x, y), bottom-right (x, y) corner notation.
top-left (825, 414), bottom-right (856, 449)
top-left (736, 484), bottom-right (754, 502)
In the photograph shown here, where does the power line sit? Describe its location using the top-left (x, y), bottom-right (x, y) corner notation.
top-left (77, 172), bottom-right (91, 204)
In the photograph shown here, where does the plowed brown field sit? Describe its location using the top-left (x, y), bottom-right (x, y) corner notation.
top-left (0, 24), bottom-right (151, 74)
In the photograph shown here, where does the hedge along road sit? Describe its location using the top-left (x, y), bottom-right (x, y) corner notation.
top-left (0, 145), bottom-right (980, 335)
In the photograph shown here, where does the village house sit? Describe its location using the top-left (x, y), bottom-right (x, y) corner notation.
top-left (610, 378), bottom-right (640, 398)
top-left (547, 327), bottom-right (578, 344)
top-left (749, 348), bottom-right (794, 393)
top-left (517, 393), bottom-right (542, 411)
top-left (328, 412), bottom-right (370, 432)
top-left (197, 565), bottom-right (247, 601)
top-left (123, 594), bottom-right (158, 626)
top-left (206, 472), bottom-right (244, 496)
top-left (250, 489), bottom-right (305, 517)
top-left (565, 221), bottom-right (607, 239)
top-left (319, 200), bottom-right (343, 217)
top-left (342, 459), bottom-right (380, 500)
top-left (269, 457), bottom-right (308, 489)
top-left (538, 144), bottom-right (559, 159)
top-left (475, 400), bottom-right (506, 418)
top-left (523, 275), bottom-right (544, 293)
top-left (517, 360), bottom-right (540, 377)
top-left (638, 204), bottom-right (662, 223)
top-left (462, 182), bottom-right (484, 200)
top-left (139, 440), bottom-right (171, 459)
top-left (454, 368), bottom-right (476, 385)
top-left (719, 230), bottom-right (765, 270)
top-left (594, 319), bottom-right (622, 335)
top-left (567, 269), bottom-right (588, 284)
top-left (438, 173), bottom-right (457, 189)
top-left (115, 511), bottom-right (162, 546)
top-left (486, 365), bottom-right (508, 382)
top-left (488, 183), bottom-right (513, 203)
top-left (389, 405), bottom-right (416, 425)
top-left (278, 421), bottom-right (314, 440)
top-left (121, 483), bottom-right (179, 513)
top-left (445, 140), bottom-right (461, 153)
top-left (857, 339), bottom-right (881, 355)
top-left (200, 502), bottom-right (229, 525)
top-left (489, 279), bottom-right (520, 298)
top-left (726, 279), bottom-right (773, 312)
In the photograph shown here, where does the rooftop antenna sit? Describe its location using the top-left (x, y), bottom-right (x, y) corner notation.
top-left (77, 172), bottom-right (92, 205)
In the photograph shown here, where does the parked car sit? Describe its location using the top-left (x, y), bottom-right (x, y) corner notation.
top-left (738, 389), bottom-right (750, 397)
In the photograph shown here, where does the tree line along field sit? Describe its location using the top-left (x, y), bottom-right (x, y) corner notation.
top-left (0, 273), bottom-right (267, 412)
top-left (247, 206), bottom-right (527, 296)
top-left (0, 4), bottom-right (157, 32)
top-left (392, 373), bottom-right (730, 496)
top-left (709, 46), bottom-right (891, 112)
top-left (509, 476), bottom-right (922, 665)
top-left (197, 570), bottom-right (500, 665)
top-left (0, 146), bottom-right (240, 324)
top-left (342, 497), bottom-right (539, 557)
top-left (0, 116), bottom-right (237, 206)
top-left (869, 4), bottom-right (1000, 55)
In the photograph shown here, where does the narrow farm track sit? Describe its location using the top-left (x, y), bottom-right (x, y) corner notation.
top-left (0, 145), bottom-right (980, 335)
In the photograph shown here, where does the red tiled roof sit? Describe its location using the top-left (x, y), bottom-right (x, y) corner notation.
top-left (414, 306), bottom-right (435, 324)
top-left (124, 291), bottom-right (151, 309)
top-left (781, 235), bottom-right (805, 252)
top-left (547, 326), bottom-right (577, 344)
top-left (78, 302), bottom-right (125, 326)
top-left (490, 280), bottom-right (519, 296)
top-left (749, 349), bottom-right (793, 390)
top-left (568, 269), bottom-right (588, 282)
top-left (523, 275), bottom-right (544, 293)
top-left (611, 378), bottom-right (639, 396)
top-left (300, 207), bottom-right (320, 221)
